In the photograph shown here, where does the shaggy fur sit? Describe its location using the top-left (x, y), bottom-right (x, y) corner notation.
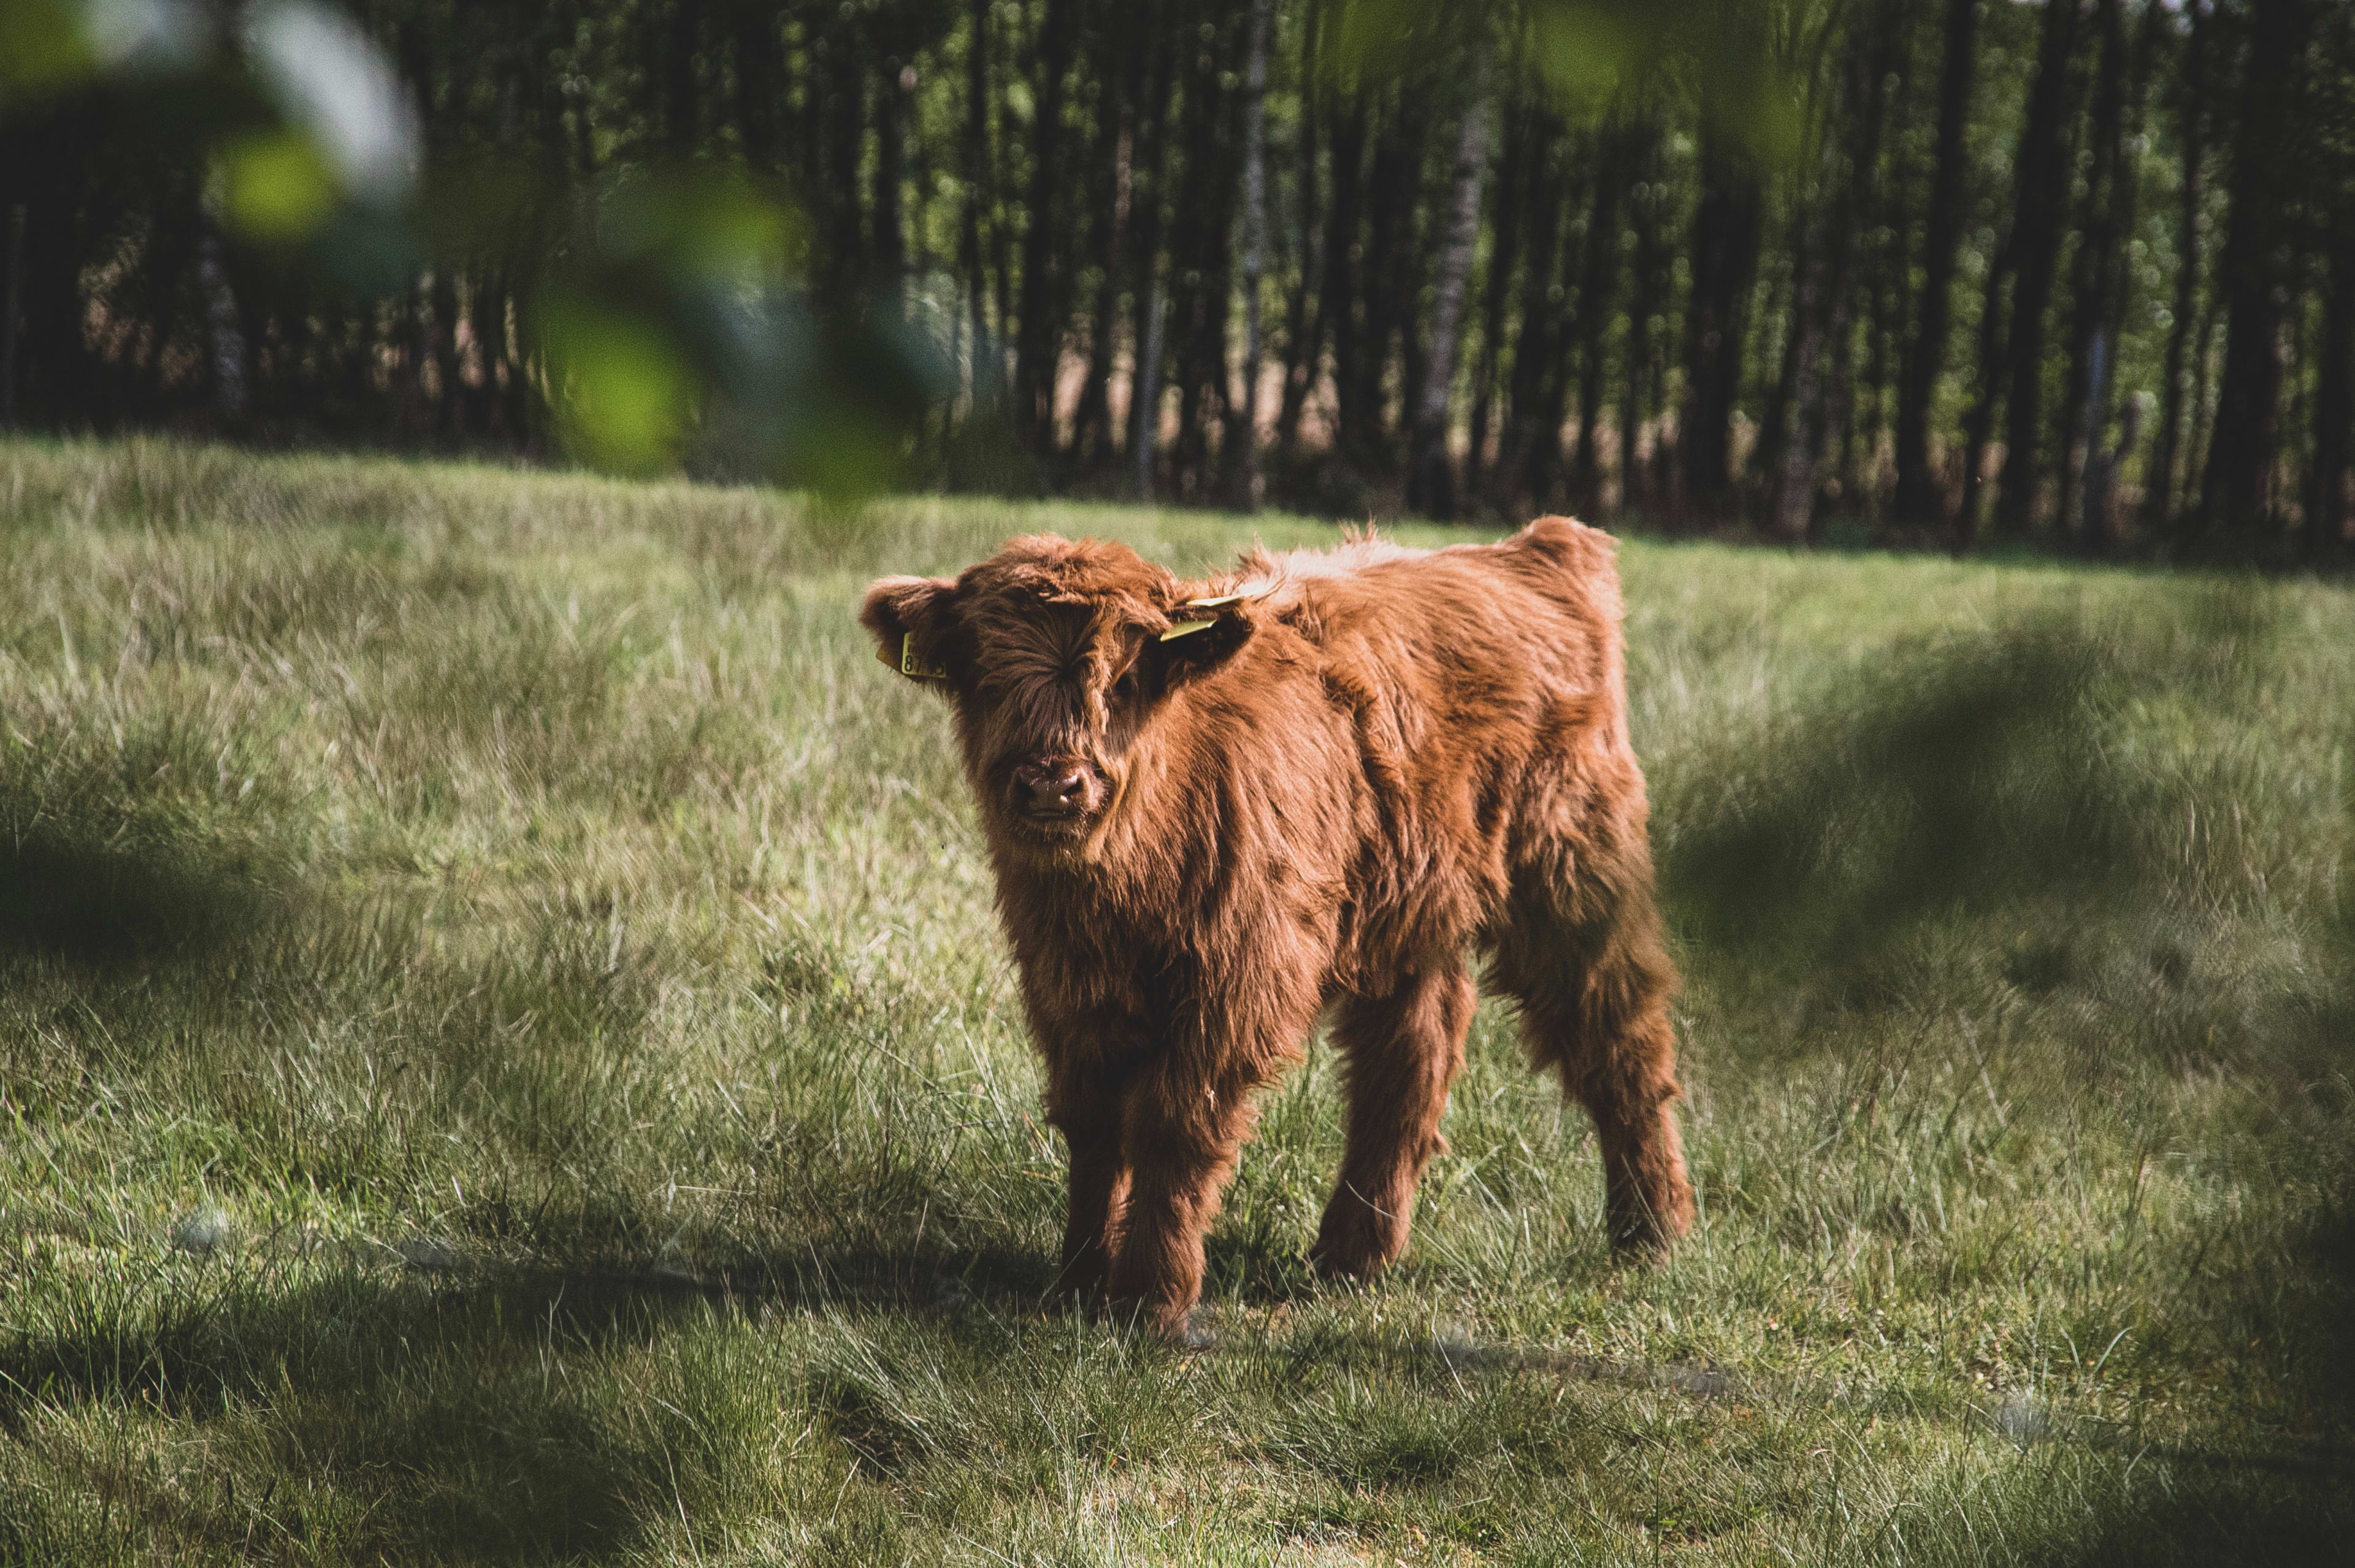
top-left (861, 517), bottom-right (1693, 1337)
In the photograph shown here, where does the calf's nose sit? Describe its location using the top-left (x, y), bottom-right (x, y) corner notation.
top-left (1014, 760), bottom-right (1090, 810)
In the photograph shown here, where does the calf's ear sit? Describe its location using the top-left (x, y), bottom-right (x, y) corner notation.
top-left (860, 576), bottom-right (961, 687)
top-left (1147, 608), bottom-right (1254, 692)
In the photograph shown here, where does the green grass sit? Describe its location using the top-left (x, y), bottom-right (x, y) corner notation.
top-left (1, 435), bottom-right (2349, 1566)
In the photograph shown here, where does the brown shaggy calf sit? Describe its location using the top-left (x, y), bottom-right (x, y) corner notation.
top-left (861, 517), bottom-right (1693, 1337)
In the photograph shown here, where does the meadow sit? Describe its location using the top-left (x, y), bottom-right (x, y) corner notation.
top-left (0, 438), bottom-right (2349, 1565)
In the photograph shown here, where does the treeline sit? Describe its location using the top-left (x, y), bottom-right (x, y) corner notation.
top-left (6, 0), bottom-right (2355, 557)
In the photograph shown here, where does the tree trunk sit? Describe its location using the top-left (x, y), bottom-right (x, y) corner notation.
top-left (1129, 31), bottom-right (1178, 488)
top-left (1504, 118), bottom-right (1568, 505)
top-left (2145, 0), bottom-right (2204, 534)
top-left (1275, 0), bottom-right (1325, 460)
top-left (1618, 125), bottom-right (1661, 518)
top-left (467, 269), bottom-right (507, 434)
top-left (1892, 0), bottom-right (1977, 523)
top-left (1358, 94), bottom-right (1423, 465)
top-left (1015, 0), bottom-right (1078, 447)
top-left (1171, 20), bottom-right (1238, 495)
top-left (733, 7), bottom-right (779, 166)
top-left (1680, 124), bottom-right (1763, 521)
top-left (1228, 0), bottom-right (1273, 510)
top-left (2197, 0), bottom-right (2311, 546)
top-left (2307, 212), bottom-right (2355, 555)
top-left (1752, 216), bottom-right (1804, 495)
top-left (196, 230), bottom-right (248, 423)
top-left (1992, 0), bottom-right (2086, 538)
top-left (431, 267), bottom-right (461, 437)
top-left (1776, 2), bottom-right (1896, 541)
top-left (1072, 37), bottom-right (1139, 468)
top-left (875, 61), bottom-right (907, 290)
top-left (2, 204), bottom-right (23, 427)
top-left (825, 29), bottom-right (866, 308)
top-left (1407, 48), bottom-right (1492, 521)
top-left (1957, 239), bottom-right (2010, 548)
top-left (1323, 92), bottom-right (1369, 461)
top-left (1136, 283), bottom-right (1167, 498)
top-left (1468, 94), bottom-right (1528, 505)
top-left (962, 0), bottom-right (999, 402)
top-left (1572, 118), bottom-right (1629, 510)
top-left (2054, 0), bottom-right (2126, 540)
top-left (2080, 331), bottom-right (2139, 551)
top-left (1772, 239), bottom-right (1829, 541)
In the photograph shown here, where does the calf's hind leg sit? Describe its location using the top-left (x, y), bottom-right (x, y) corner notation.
top-left (1310, 962), bottom-right (1477, 1280)
top-left (1495, 891), bottom-right (1694, 1253)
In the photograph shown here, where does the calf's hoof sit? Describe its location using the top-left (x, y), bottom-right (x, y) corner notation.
top-left (1309, 1196), bottom-right (1407, 1281)
top-left (1103, 1293), bottom-right (1200, 1344)
top-left (1607, 1183), bottom-right (1696, 1259)
top-left (1045, 1263), bottom-right (1110, 1314)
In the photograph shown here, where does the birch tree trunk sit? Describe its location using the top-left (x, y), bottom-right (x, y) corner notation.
top-left (2145, 0), bottom-right (2204, 534)
top-left (1406, 49), bottom-right (1490, 520)
top-left (1228, 0), bottom-right (1273, 510)
top-left (196, 230), bottom-right (247, 423)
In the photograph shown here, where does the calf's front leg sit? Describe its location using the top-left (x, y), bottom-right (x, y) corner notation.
top-left (1044, 1065), bottom-right (1131, 1307)
top-left (1104, 1073), bottom-right (1258, 1340)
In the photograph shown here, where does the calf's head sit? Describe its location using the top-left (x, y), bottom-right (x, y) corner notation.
top-left (861, 536), bottom-right (1253, 852)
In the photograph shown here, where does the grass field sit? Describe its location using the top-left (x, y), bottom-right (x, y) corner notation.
top-left (1, 437), bottom-right (2349, 1566)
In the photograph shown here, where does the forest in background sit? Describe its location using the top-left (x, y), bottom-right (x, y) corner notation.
top-left (5, 0), bottom-right (2355, 557)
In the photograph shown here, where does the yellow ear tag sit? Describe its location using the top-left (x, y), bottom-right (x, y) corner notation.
top-left (900, 632), bottom-right (949, 681)
top-left (1162, 588), bottom-right (1253, 641)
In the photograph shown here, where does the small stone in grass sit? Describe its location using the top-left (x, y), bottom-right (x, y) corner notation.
top-left (397, 1237), bottom-right (465, 1271)
top-left (1994, 1391), bottom-right (2048, 1443)
top-left (172, 1206), bottom-right (231, 1255)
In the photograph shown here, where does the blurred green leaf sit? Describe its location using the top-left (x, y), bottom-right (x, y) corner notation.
top-left (0, 0), bottom-right (96, 101)
top-left (539, 296), bottom-right (698, 473)
top-left (215, 128), bottom-right (336, 242)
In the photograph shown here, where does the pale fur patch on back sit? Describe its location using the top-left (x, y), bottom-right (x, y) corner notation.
top-left (1216, 529), bottom-right (1426, 603)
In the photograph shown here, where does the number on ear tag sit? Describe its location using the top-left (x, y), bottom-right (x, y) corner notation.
top-left (900, 632), bottom-right (949, 681)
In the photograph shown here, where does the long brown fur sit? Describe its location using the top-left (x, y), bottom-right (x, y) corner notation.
top-left (860, 517), bottom-right (1693, 1337)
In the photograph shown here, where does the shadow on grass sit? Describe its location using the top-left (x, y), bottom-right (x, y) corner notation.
top-left (0, 821), bottom-right (272, 965)
top-left (1660, 627), bottom-right (2132, 973)
top-left (0, 1238), bottom-right (1035, 1565)
top-left (0, 1268), bottom-right (725, 1562)
top-left (1994, 1198), bottom-right (2355, 1568)
top-left (1657, 586), bottom-right (2300, 968)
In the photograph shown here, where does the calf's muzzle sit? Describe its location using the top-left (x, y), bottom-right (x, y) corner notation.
top-left (1010, 756), bottom-right (1104, 820)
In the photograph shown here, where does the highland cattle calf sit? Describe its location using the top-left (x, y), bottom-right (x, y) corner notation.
top-left (861, 517), bottom-right (1693, 1337)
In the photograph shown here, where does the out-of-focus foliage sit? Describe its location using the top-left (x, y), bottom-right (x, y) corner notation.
top-left (0, 0), bottom-right (951, 499)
